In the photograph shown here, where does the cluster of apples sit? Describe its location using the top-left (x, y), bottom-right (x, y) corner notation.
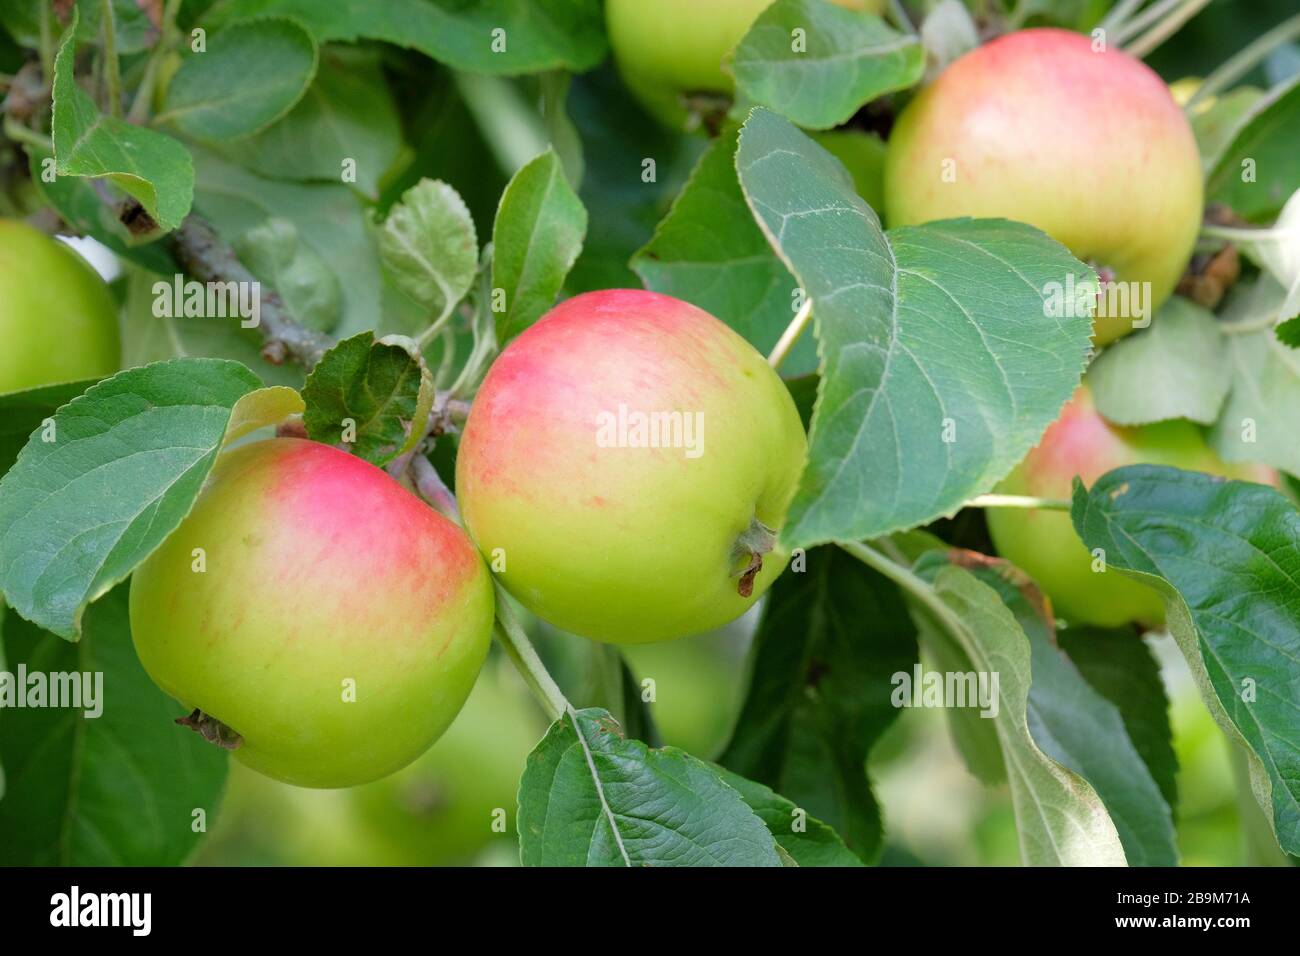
top-left (0, 4), bottom-right (1271, 790)
top-left (128, 289), bottom-right (806, 788)
top-left (2, 219), bottom-right (807, 787)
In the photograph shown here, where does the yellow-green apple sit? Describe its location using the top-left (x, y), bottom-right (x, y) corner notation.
top-left (986, 386), bottom-right (1274, 629)
top-left (341, 658), bottom-right (547, 864)
top-left (456, 289), bottom-right (807, 644)
top-left (204, 657), bottom-right (546, 866)
top-left (606, 0), bottom-right (886, 126)
top-left (0, 219), bottom-right (120, 391)
top-left (130, 438), bottom-right (495, 788)
top-left (884, 28), bottom-right (1203, 345)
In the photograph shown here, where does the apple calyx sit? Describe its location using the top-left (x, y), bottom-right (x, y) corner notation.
top-left (732, 518), bottom-right (778, 598)
top-left (176, 709), bottom-right (244, 751)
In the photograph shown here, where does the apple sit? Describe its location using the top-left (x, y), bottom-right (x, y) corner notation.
top-left (606, 0), bottom-right (885, 127)
top-left (341, 658), bottom-right (547, 865)
top-left (456, 289), bottom-right (807, 644)
top-left (883, 28), bottom-right (1203, 345)
top-left (0, 219), bottom-right (120, 391)
top-left (198, 657), bottom-right (546, 866)
top-left (130, 437), bottom-right (495, 788)
top-left (986, 386), bottom-right (1273, 629)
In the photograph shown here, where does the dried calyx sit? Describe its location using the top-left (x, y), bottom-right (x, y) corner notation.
top-left (732, 517), bottom-right (778, 598)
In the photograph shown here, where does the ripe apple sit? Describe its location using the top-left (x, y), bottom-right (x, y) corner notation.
top-left (883, 28), bottom-right (1203, 345)
top-left (0, 219), bottom-right (120, 391)
top-left (986, 386), bottom-right (1273, 628)
top-left (456, 289), bottom-right (807, 644)
top-left (200, 657), bottom-right (546, 866)
top-left (130, 438), bottom-right (495, 788)
top-left (606, 0), bottom-right (886, 126)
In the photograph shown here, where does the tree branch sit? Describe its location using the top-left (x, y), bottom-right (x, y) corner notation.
top-left (169, 216), bottom-right (337, 369)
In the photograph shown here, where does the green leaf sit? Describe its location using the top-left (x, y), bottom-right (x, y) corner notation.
top-left (930, 551), bottom-right (1177, 866)
top-left (1058, 627), bottom-right (1179, 810)
top-left (731, 0), bottom-right (924, 130)
top-left (539, 71), bottom-right (584, 190)
top-left (711, 766), bottom-right (863, 866)
top-left (1229, 188), bottom-right (1300, 322)
top-left (1209, 278), bottom-right (1300, 476)
top-left (565, 67), bottom-right (705, 293)
top-left (914, 587), bottom-right (1007, 785)
top-left (206, 0), bottom-right (607, 75)
top-left (1071, 465), bottom-right (1300, 855)
top-left (886, 530), bottom-right (1000, 786)
top-left (51, 10), bottom-right (194, 231)
top-left (0, 601), bottom-right (7, 798)
top-left (810, 128), bottom-right (887, 212)
top-left (918, 0), bottom-right (979, 78)
top-left (1088, 298), bottom-right (1230, 426)
top-left (1, 0), bottom-right (159, 55)
top-left (235, 218), bottom-right (341, 333)
top-left (208, 45), bottom-right (403, 200)
top-left (719, 547), bottom-right (916, 862)
top-left (491, 148), bottom-right (587, 344)
top-left (896, 555), bottom-right (1127, 865)
top-left (517, 707), bottom-right (782, 866)
top-left (0, 359), bottom-right (302, 639)
top-left (632, 126), bottom-right (808, 374)
top-left (192, 147), bottom-right (390, 339)
top-left (160, 17), bottom-right (318, 141)
top-left (1190, 87), bottom-right (1263, 171)
top-left (559, 640), bottom-right (663, 749)
top-left (25, 145), bottom-right (176, 271)
top-left (736, 109), bottom-right (1095, 549)
top-left (379, 179), bottom-right (479, 321)
top-left (0, 585), bottom-right (228, 865)
top-left (0, 379), bottom-right (98, 479)
top-left (1206, 75), bottom-right (1300, 222)
top-left (302, 332), bottom-right (435, 467)
top-left (1277, 315), bottom-right (1300, 348)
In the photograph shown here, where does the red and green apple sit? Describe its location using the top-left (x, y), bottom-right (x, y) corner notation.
top-left (884, 28), bottom-right (1203, 345)
top-left (130, 438), bottom-right (495, 788)
top-left (456, 289), bottom-right (807, 644)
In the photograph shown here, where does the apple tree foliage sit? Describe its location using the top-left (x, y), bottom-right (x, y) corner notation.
top-left (0, 0), bottom-right (1297, 867)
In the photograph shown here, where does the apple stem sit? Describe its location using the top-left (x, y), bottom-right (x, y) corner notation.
top-left (732, 518), bottom-right (778, 598)
top-left (1187, 11), bottom-right (1300, 111)
top-left (411, 454), bottom-right (461, 523)
top-left (965, 494), bottom-right (1071, 512)
top-left (886, 0), bottom-right (918, 35)
top-left (492, 585), bottom-right (571, 722)
top-left (99, 0), bottom-right (122, 118)
top-left (36, 0), bottom-right (53, 86)
top-left (768, 298), bottom-right (815, 372)
top-left (1120, 0), bottom-right (1213, 60)
top-left (1096, 0), bottom-right (1146, 36)
top-left (176, 709), bottom-right (243, 751)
